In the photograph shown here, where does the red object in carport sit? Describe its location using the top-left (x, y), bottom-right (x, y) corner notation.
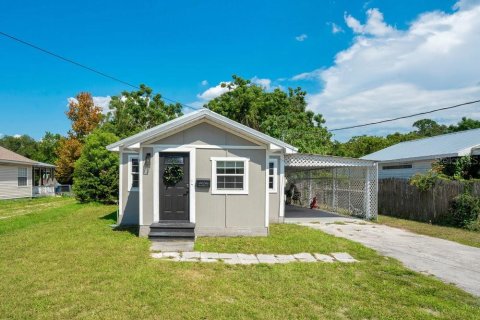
top-left (310, 197), bottom-right (318, 209)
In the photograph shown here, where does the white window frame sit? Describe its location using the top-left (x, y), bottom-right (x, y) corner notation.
top-left (128, 155), bottom-right (139, 191)
top-left (211, 157), bottom-right (249, 195)
top-left (268, 158), bottom-right (278, 193)
top-left (18, 167), bottom-right (28, 187)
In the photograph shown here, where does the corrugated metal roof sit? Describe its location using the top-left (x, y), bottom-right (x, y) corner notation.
top-left (361, 128), bottom-right (480, 162)
top-left (0, 146), bottom-right (55, 167)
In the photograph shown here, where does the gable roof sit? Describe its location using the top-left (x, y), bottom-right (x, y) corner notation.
top-left (361, 128), bottom-right (480, 162)
top-left (0, 146), bottom-right (55, 167)
top-left (106, 108), bottom-right (298, 153)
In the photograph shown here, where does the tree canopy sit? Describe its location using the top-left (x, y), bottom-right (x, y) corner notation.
top-left (104, 84), bottom-right (183, 139)
top-left (206, 75), bottom-right (332, 154)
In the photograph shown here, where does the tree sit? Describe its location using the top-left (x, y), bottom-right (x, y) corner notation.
top-left (55, 92), bottom-right (103, 184)
top-left (73, 130), bottom-right (119, 204)
top-left (206, 76), bottom-right (332, 154)
top-left (449, 117), bottom-right (480, 132)
top-left (0, 134), bottom-right (39, 159)
top-left (105, 84), bottom-right (183, 138)
top-left (413, 119), bottom-right (447, 137)
top-left (66, 92), bottom-right (103, 141)
top-left (36, 132), bottom-right (62, 164)
top-left (55, 138), bottom-right (82, 184)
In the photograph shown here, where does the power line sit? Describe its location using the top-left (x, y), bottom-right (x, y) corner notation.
top-left (0, 31), bottom-right (199, 110)
top-left (329, 99), bottom-right (480, 131)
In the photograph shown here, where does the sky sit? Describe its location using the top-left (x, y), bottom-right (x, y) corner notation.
top-left (1, 0), bottom-right (479, 141)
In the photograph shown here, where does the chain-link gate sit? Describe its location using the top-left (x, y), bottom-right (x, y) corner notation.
top-left (285, 154), bottom-right (378, 220)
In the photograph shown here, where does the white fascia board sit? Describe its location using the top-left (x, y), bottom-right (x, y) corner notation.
top-left (376, 153), bottom-right (460, 164)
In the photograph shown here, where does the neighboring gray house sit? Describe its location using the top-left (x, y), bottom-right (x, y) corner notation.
top-left (0, 146), bottom-right (56, 199)
top-left (107, 109), bottom-right (297, 238)
top-left (362, 128), bottom-right (480, 179)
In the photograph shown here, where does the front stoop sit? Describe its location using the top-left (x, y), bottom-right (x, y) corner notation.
top-left (148, 221), bottom-right (195, 240)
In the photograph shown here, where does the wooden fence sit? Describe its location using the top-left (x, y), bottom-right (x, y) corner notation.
top-left (378, 178), bottom-right (480, 222)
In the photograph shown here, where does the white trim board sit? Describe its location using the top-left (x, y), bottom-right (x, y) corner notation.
top-left (210, 157), bottom-right (250, 195)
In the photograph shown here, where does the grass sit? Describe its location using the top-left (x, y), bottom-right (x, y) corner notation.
top-left (378, 215), bottom-right (480, 248)
top-left (0, 196), bottom-right (74, 219)
top-left (0, 201), bottom-right (479, 319)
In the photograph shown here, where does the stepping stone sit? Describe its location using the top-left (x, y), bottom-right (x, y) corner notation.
top-left (275, 255), bottom-right (296, 263)
top-left (162, 252), bottom-right (180, 259)
top-left (151, 252), bottom-right (164, 259)
top-left (238, 259), bottom-right (259, 265)
top-left (293, 253), bottom-right (316, 262)
top-left (224, 258), bottom-right (241, 265)
top-left (218, 253), bottom-right (239, 259)
top-left (237, 253), bottom-right (258, 260)
top-left (182, 252), bottom-right (201, 259)
top-left (200, 252), bottom-right (219, 259)
top-left (257, 254), bottom-right (278, 264)
top-left (314, 253), bottom-right (335, 263)
top-left (200, 258), bottom-right (219, 263)
top-left (179, 257), bottom-right (200, 262)
top-left (150, 240), bottom-right (194, 252)
top-left (331, 252), bottom-right (357, 263)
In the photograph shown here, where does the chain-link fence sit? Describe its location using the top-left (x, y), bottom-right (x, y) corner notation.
top-left (286, 166), bottom-right (377, 219)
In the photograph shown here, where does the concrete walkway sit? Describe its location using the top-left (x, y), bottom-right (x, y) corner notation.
top-left (294, 217), bottom-right (480, 297)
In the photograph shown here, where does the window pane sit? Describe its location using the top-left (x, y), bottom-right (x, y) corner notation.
top-left (132, 174), bottom-right (139, 188)
top-left (164, 156), bottom-right (184, 165)
top-left (269, 177), bottom-right (274, 189)
top-left (269, 162), bottom-right (274, 169)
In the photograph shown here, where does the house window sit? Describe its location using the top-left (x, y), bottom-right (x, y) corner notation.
top-left (128, 155), bottom-right (139, 190)
top-left (268, 158), bottom-right (278, 193)
top-left (211, 157), bottom-right (249, 194)
top-left (18, 167), bottom-right (28, 187)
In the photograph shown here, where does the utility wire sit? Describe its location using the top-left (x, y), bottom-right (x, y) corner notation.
top-left (0, 31), bottom-right (200, 110)
top-left (329, 99), bottom-right (480, 131)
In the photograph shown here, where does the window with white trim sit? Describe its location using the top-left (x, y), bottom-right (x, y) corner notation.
top-left (128, 156), bottom-right (139, 190)
top-left (268, 158), bottom-right (278, 193)
top-left (211, 157), bottom-right (249, 194)
top-left (18, 167), bottom-right (28, 187)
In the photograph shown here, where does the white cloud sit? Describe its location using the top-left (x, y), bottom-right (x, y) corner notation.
top-left (291, 69), bottom-right (323, 81)
top-left (13, 134), bottom-right (22, 138)
top-left (196, 82), bottom-right (231, 102)
top-left (201, 80), bottom-right (208, 86)
top-left (329, 22), bottom-right (344, 34)
top-left (299, 2), bottom-right (480, 141)
top-left (251, 77), bottom-right (271, 90)
top-left (344, 8), bottom-right (396, 37)
top-left (67, 96), bottom-right (111, 114)
top-left (295, 34), bottom-right (308, 41)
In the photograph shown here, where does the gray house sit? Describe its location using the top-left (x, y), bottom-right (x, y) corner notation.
top-left (0, 146), bottom-right (56, 199)
top-left (362, 128), bottom-right (480, 179)
top-left (108, 109), bottom-right (379, 238)
top-left (107, 109), bottom-right (297, 238)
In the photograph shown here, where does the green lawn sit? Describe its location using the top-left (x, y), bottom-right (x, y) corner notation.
top-left (0, 196), bottom-right (74, 219)
top-left (378, 215), bottom-right (480, 248)
top-left (0, 200), bottom-right (479, 319)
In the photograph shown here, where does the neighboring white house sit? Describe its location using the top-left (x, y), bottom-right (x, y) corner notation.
top-left (0, 146), bottom-right (56, 200)
top-left (362, 128), bottom-right (480, 179)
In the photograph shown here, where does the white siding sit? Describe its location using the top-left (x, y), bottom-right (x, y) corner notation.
top-left (0, 164), bottom-right (33, 199)
top-left (378, 160), bottom-right (433, 180)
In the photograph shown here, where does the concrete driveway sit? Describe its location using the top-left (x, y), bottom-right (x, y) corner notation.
top-left (286, 210), bottom-right (480, 297)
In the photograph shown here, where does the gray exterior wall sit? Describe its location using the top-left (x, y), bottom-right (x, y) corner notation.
top-left (148, 122), bottom-right (259, 146)
top-left (141, 147), bottom-right (154, 226)
top-left (0, 163), bottom-right (33, 200)
top-left (378, 160), bottom-right (434, 180)
top-left (194, 148), bottom-right (267, 236)
top-left (119, 153), bottom-right (139, 225)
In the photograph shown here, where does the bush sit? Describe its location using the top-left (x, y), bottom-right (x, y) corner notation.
top-left (73, 130), bottom-right (119, 204)
top-left (448, 193), bottom-right (480, 229)
top-left (409, 172), bottom-right (438, 191)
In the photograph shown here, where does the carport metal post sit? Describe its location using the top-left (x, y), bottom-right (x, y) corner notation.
top-left (365, 166), bottom-right (372, 220)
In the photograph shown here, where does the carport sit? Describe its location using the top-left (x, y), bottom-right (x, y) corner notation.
top-left (283, 154), bottom-right (378, 220)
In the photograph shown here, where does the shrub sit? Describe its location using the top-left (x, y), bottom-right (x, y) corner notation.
top-left (73, 130), bottom-right (119, 204)
top-left (409, 172), bottom-right (438, 191)
top-left (448, 193), bottom-right (480, 229)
